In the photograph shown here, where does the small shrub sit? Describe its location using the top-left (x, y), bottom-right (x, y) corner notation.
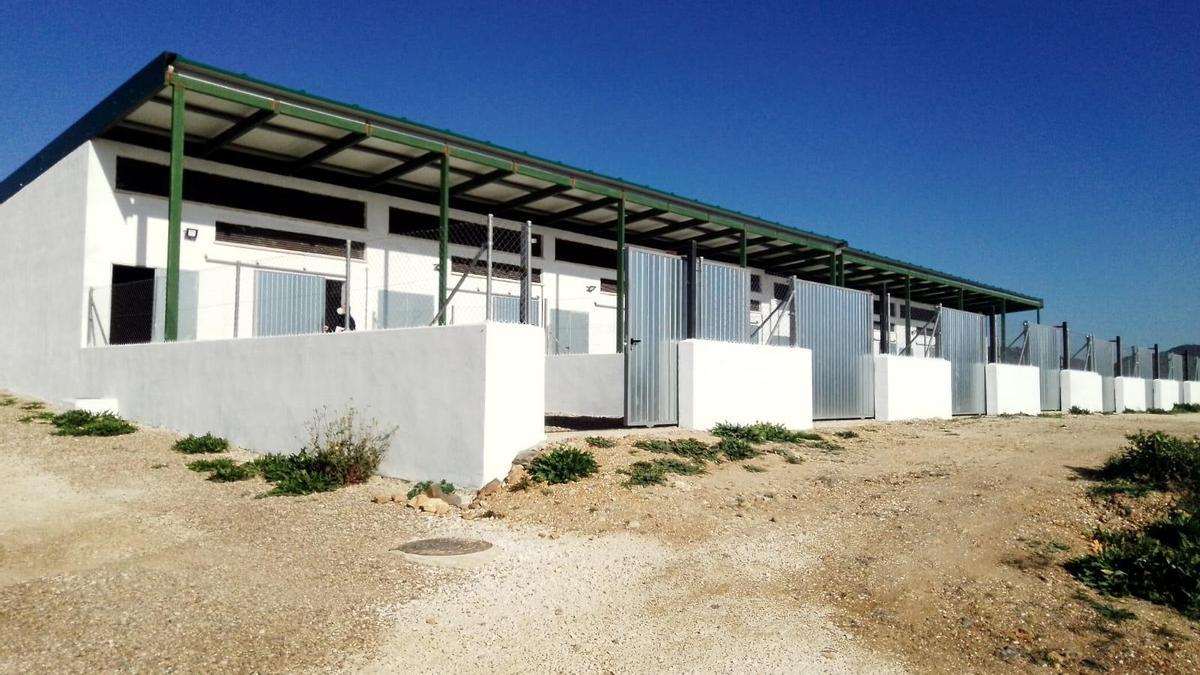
top-left (1174, 403), bottom-right (1200, 414)
top-left (585, 436), bottom-right (617, 448)
top-left (1147, 408), bottom-right (1171, 415)
top-left (50, 410), bottom-right (136, 436)
top-left (620, 458), bottom-right (704, 487)
top-left (0, 397), bottom-right (16, 406)
top-left (529, 445), bottom-right (599, 484)
top-left (1069, 406), bottom-right (1092, 415)
top-left (173, 433), bottom-right (229, 454)
top-left (20, 401), bottom-right (44, 411)
top-left (407, 479), bottom-right (456, 499)
top-left (18, 411), bottom-right (55, 424)
top-left (633, 438), bottom-right (719, 462)
top-left (1087, 479), bottom-right (1154, 498)
top-left (301, 407), bottom-right (393, 485)
top-left (834, 430), bottom-right (859, 439)
top-left (187, 458), bottom-right (257, 482)
top-left (715, 436), bottom-right (760, 461)
top-left (711, 422), bottom-right (820, 444)
top-left (768, 447), bottom-right (804, 464)
top-left (1098, 431), bottom-right (1200, 491)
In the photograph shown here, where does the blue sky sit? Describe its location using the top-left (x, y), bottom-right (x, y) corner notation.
top-left (1, 0), bottom-right (1196, 347)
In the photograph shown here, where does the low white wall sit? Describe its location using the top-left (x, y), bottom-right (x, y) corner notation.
top-left (678, 340), bottom-right (813, 431)
top-left (1153, 380), bottom-right (1181, 411)
top-left (985, 364), bottom-right (1041, 416)
top-left (1061, 370), bottom-right (1104, 413)
top-left (1185, 382), bottom-right (1200, 406)
top-left (874, 354), bottom-right (952, 421)
top-left (1114, 377), bottom-right (1147, 412)
top-left (77, 322), bottom-right (544, 488)
top-left (544, 353), bottom-right (624, 418)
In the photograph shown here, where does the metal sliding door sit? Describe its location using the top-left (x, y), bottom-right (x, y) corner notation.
top-left (940, 308), bottom-right (988, 415)
top-left (697, 258), bottom-right (750, 342)
top-left (624, 247), bottom-right (686, 426)
top-left (1026, 324), bottom-right (1062, 410)
top-left (793, 279), bottom-right (874, 420)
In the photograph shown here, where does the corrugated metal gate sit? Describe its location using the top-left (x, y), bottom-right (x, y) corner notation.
top-left (1026, 323), bottom-right (1062, 410)
top-left (624, 247), bottom-right (686, 426)
top-left (254, 269), bottom-right (323, 337)
top-left (1093, 339), bottom-right (1117, 412)
top-left (697, 258), bottom-right (750, 342)
top-left (940, 308), bottom-right (988, 415)
top-left (793, 279), bottom-right (874, 420)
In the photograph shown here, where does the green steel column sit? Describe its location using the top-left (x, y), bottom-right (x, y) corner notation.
top-left (958, 288), bottom-right (964, 310)
top-left (904, 275), bottom-right (912, 353)
top-left (837, 252), bottom-right (845, 286)
top-left (616, 197), bottom-right (627, 353)
top-left (164, 84), bottom-right (186, 342)
top-left (828, 250), bottom-right (837, 285)
top-left (437, 154), bottom-right (449, 325)
top-left (738, 228), bottom-right (747, 267)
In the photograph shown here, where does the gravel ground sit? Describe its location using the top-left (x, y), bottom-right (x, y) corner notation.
top-left (3, 392), bottom-right (1200, 673)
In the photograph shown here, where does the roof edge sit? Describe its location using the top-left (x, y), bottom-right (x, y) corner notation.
top-left (0, 51), bottom-right (175, 204)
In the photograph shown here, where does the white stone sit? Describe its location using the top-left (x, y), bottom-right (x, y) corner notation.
top-left (1060, 370), bottom-right (1103, 413)
top-left (677, 339), bottom-right (813, 431)
top-left (985, 364), bottom-right (1040, 416)
top-left (873, 354), bottom-right (952, 421)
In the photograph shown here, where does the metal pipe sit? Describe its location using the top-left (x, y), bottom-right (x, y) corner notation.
top-left (520, 220), bottom-right (532, 324)
top-left (904, 276), bottom-right (912, 354)
top-left (879, 283), bottom-right (890, 354)
top-left (686, 241), bottom-right (699, 339)
top-left (87, 287), bottom-right (95, 346)
top-left (1115, 336), bottom-right (1122, 376)
top-left (485, 214), bottom-right (494, 321)
top-left (1061, 321), bottom-right (1069, 371)
top-left (789, 276), bottom-right (800, 348)
top-left (1153, 343), bottom-right (1160, 380)
top-left (437, 155), bottom-right (449, 325)
top-left (233, 261), bottom-right (241, 338)
top-left (344, 239), bottom-right (351, 330)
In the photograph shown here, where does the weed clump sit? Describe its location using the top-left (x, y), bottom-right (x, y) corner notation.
top-left (173, 433), bottom-right (229, 454)
top-left (711, 422), bottom-right (820, 444)
top-left (1174, 403), bottom-right (1200, 414)
top-left (633, 437), bottom-right (720, 462)
top-left (621, 458), bottom-right (704, 487)
top-left (529, 444), bottom-right (599, 484)
top-left (187, 458), bottom-right (256, 482)
top-left (834, 430), bottom-right (859, 439)
top-left (0, 396), bottom-right (15, 406)
top-left (1069, 406), bottom-right (1093, 415)
top-left (50, 410), bottom-right (136, 436)
top-left (715, 436), bottom-right (760, 461)
top-left (1097, 431), bottom-right (1200, 491)
top-left (584, 436), bottom-right (617, 448)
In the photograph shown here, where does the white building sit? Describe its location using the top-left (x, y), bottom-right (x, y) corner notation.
top-left (0, 52), bottom-right (1054, 486)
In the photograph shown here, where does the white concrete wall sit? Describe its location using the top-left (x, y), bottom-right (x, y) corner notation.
top-left (1184, 382), bottom-right (1200, 406)
top-left (1061, 370), bottom-right (1104, 413)
top-left (77, 322), bottom-right (544, 487)
top-left (678, 340), bottom-right (813, 430)
top-left (1153, 380), bottom-right (1181, 411)
top-left (874, 354), bottom-right (952, 421)
top-left (0, 144), bottom-right (91, 402)
top-left (985, 364), bottom-right (1041, 416)
top-left (545, 353), bottom-right (624, 417)
top-left (1114, 377), bottom-right (1147, 412)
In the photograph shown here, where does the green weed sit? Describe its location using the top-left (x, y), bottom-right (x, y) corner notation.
top-left (529, 445), bottom-right (599, 484)
top-left (633, 437), bottom-right (720, 462)
top-left (0, 397), bottom-right (16, 406)
top-left (742, 464), bottom-right (767, 473)
top-left (173, 433), bottom-right (229, 454)
top-left (407, 479), bottom-right (456, 499)
top-left (834, 430), bottom-right (859, 439)
top-left (187, 458), bottom-right (257, 482)
top-left (620, 458), bottom-right (705, 487)
top-left (584, 436), bottom-right (617, 448)
top-left (50, 410), bottom-right (136, 436)
top-left (20, 401), bottom-right (44, 411)
top-left (715, 436), bottom-right (760, 461)
top-left (1069, 406), bottom-right (1093, 415)
top-left (711, 422), bottom-right (821, 444)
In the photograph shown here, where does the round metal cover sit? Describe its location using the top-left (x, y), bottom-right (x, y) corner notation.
top-left (394, 537), bottom-right (493, 557)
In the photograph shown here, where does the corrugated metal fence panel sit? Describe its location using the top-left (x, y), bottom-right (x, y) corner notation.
top-left (1166, 353), bottom-right (1184, 381)
top-left (940, 308), bottom-right (988, 415)
top-left (1066, 332), bottom-right (1090, 371)
top-left (548, 309), bottom-right (589, 354)
top-left (378, 290), bottom-right (434, 329)
top-left (625, 247), bottom-right (686, 426)
top-left (1026, 323), bottom-right (1062, 410)
top-left (1191, 355), bottom-right (1200, 382)
top-left (1092, 340), bottom-right (1117, 412)
top-left (794, 279), bottom-right (875, 420)
top-left (254, 270), bottom-right (323, 337)
top-left (698, 258), bottom-right (750, 342)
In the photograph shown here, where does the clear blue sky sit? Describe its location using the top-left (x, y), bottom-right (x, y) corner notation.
top-left (1, 0), bottom-right (1196, 348)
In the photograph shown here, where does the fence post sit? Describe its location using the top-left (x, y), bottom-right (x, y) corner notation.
top-left (344, 240), bottom-right (352, 330)
top-left (879, 284), bottom-right (890, 354)
top-left (615, 197), bottom-right (626, 353)
top-left (904, 275), bottom-right (912, 355)
top-left (1115, 336), bottom-right (1122, 376)
top-left (988, 312), bottom-right (997, 363)
top-left (87, 287), bottom-right (95, 346)
top-left (437, 155), bottom-right (449, 325)
top-left (789, 276), bottom-right (800, 348)
top-left (686, 240), bottom-right (699, 339)
top-left (1153, 344), bottom-right (1160, 380)
top-left (485, 214), bottom-right (494, 321)
top-left (233, 261), bottom-right (241, 338)
top-left (520, 220), bottom-right (532, 325)
top-left (1060, 321), bottom-right (1069, 370)
top-left (1185, 350), bottom-right (1192, 382)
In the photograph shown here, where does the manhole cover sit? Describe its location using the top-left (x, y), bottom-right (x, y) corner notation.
top-left (394, 537), bottom-right (493, 557)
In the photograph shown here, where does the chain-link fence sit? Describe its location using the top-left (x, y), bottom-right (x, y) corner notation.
top-left (87, 218), bottom-right (539, 346)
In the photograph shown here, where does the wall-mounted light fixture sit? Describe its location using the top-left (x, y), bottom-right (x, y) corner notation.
top-left (586, 285), bottom-right (597, 292)
top-left (184, 228), bottom-right (198, 241)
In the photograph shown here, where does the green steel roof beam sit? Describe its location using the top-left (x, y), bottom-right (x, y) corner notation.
top-left (449, 168), bottom-right (513, 196)
top-left (359, 151), bottom-right (442, 189)
top-left (630, 218), bottom-right (709, 244)
top-left (491, 184), bottom-right (572, 216)
top-left (539, 196), bottom-right (619, 226)
top-left (288, 131), bottom-right (366, 174)
top-left (196, 109), bottom-right (275, 158)
top-left (603, 208), bottom-right (668, 229)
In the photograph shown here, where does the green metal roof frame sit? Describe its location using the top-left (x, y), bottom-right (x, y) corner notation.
top-left (0, 51), bottom-right (1043, 311)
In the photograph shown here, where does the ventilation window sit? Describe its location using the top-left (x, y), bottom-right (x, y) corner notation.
top-left (389, 208), bottom-right (541, 257)
top-left (115, 157), bottom-right (365, 228)
top-left (554, 239), bottom-right (615, 269)
top-left (216, 223), bottom-right (364, 259)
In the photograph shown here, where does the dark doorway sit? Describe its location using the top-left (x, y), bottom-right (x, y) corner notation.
top-left (110, 264), bottom-right (155, 344)
top-left (324, 279), bottom-right (354, 331)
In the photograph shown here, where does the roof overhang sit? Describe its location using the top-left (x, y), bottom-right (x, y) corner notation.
top-left (0, 52), bottom-right (1043, 313)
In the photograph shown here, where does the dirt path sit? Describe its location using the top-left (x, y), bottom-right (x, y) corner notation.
top-left (2, 393), bottom-right (1199, 673)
